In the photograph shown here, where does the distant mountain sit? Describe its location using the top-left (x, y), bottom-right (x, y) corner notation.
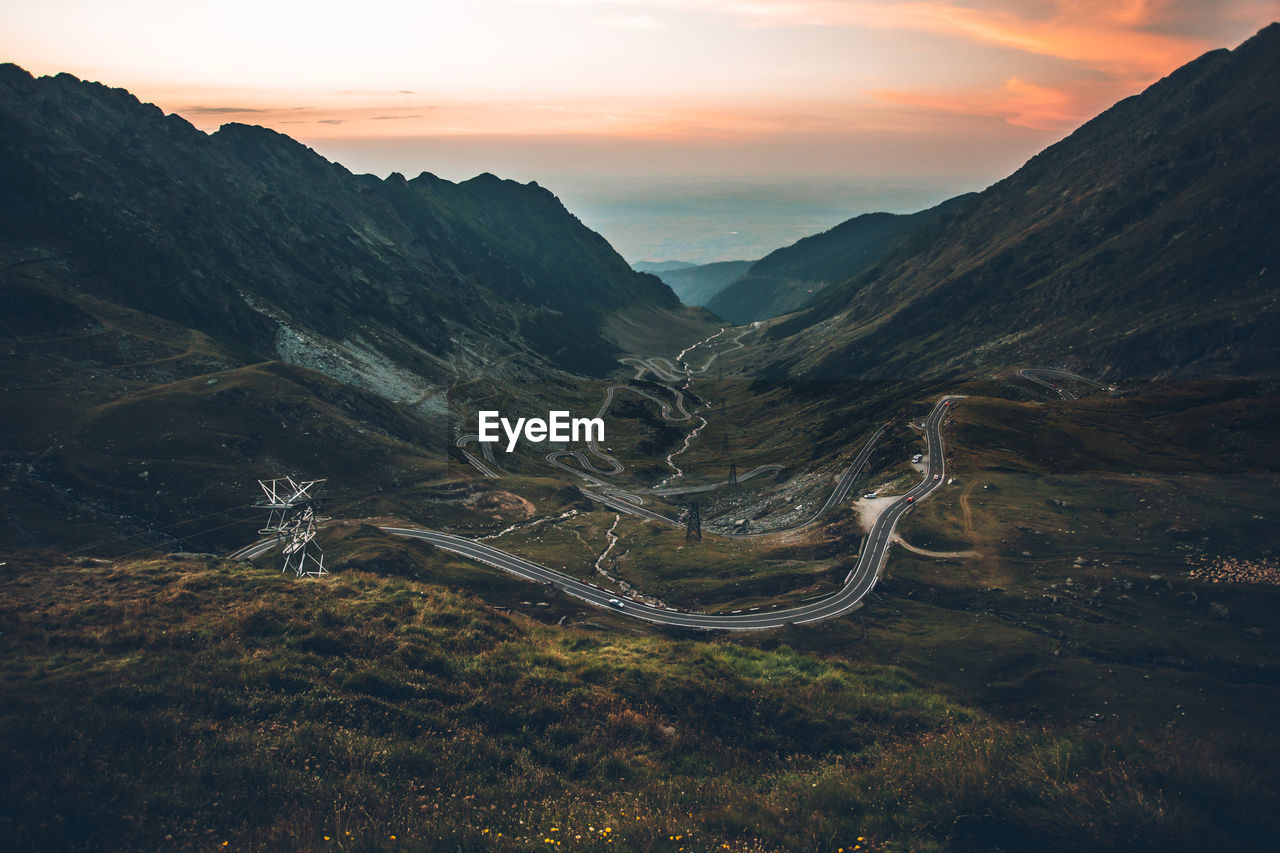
top-left (0, 64), bottom-right (681, 388)
top-left (706, 197), bottom-right (972, 324)
top-left (651, 260), bottom-right (755, 307)
top-left (632, 260), bottom-right (696, 274)
top-left (761, 23), bottom-right (1280, 380)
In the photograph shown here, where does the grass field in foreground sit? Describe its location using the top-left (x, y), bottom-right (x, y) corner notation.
top-left (2, 552), bottom-right (1278, 852)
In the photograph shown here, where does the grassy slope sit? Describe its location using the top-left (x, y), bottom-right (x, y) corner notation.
top-left (0, 246), bottom-right (715, 558)
top-left (3, 373), bottom-right (1279, 851)
top-left (3, 548), bottom-right (1276, 853)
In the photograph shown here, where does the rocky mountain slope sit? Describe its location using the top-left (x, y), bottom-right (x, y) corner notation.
top-left (759, 23), bottom-right (1280, 381)
top-left (0, 65), bottom-right (718, 553)
top-left (708, 198), bottom-right (971, 324)
top-left (0, 64), bottom-right (683, 392)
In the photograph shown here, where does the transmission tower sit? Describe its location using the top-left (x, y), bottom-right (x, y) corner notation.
top-left (728, 462), bottom-right (738, 487)
top-left (255, 476), bottom-right (328, 577)
top-left (686, 499), bottom-right (702, 542)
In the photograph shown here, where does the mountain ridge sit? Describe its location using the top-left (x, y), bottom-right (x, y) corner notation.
top-left (707, 195), bottom-right (975, 323)
top-left (756, 22), bottom-right (1280, 381)
top-left (0, 63), bottom-right (683, 385)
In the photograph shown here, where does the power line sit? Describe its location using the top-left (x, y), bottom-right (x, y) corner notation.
top-left (101, 513), bottom-right (260, 563)
top-left (68, 503), bottom-right (252, 556)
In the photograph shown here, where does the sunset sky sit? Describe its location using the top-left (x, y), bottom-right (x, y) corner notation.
top-left (3, 1), bottom-right (1276, 186)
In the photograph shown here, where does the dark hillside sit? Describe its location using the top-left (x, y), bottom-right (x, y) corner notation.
top-left (709, 195), bottom-right (972, 323)
top-left (0, 65), bottom-right (677, 380)
top-left (760, 24), bottom-right (1280, 381)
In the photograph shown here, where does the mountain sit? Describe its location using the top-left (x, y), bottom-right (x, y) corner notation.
top-left (650, 259), bottom-right (755, 307)
top-left (632, 260), bottom-right (696, 274)
top-left (759, 23), bottom-right (1280, 381)
top-left (0, 65), bottom-right (717, 553)
top-left (0, 64), bottom-right (683, 390)
top-left (707, 197), bottom-right (972, 324)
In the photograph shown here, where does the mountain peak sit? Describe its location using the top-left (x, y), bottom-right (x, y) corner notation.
top-left (756, 23), bottom-right (1280, 380)
top-left (0, 68), bottom-right (684, 382)
top-left (0, 62), bottom-right (34, 84)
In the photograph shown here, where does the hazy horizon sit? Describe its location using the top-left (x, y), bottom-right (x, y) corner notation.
top-left (295, 127), bottom-right (1041, 265)
top-left (290, 133), bottom-right (999, 264)
top-left (551, 175), bottom-right (976, 265)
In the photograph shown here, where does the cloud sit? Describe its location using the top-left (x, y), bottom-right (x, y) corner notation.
top-left (505, 0), bottom-right (1232, 75)
top-left (874, 74), bottom-right (1120, 131)
top-left (184, 105), bottom-right (272, 115)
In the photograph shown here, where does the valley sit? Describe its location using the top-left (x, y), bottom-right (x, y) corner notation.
top-left (4, 325), bottom-right (1277, 850)
top-left (2, 21), bottom-right (1280, 853)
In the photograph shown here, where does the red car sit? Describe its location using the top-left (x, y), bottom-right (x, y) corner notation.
top-left (906, 497), bottom-right (915, 503)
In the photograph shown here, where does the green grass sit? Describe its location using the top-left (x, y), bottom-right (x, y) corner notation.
top-left (2, 552), bottom-right (1278, 852)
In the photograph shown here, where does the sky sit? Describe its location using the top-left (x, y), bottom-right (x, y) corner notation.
top-left (3, 1), bottom-right (1277, 259)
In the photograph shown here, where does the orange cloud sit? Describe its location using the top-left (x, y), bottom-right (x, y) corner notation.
top-left (897, 0), bottom-right (1207, 75)
top-left (133, 1), bottom-right (1275, 144)
top-left (534, 0), bottom-right (1225, 75)
top-left (875, 74), bottom-right (1121, 131)
top-left (169, 95), bottom-right (838, 142)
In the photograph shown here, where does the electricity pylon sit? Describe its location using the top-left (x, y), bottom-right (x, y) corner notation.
top-left (728, 462), bottom-right (738, 487)
top-left (686, 499), bottom-right (702, 542)
top-left (255, 477), bottom-right (328, 577)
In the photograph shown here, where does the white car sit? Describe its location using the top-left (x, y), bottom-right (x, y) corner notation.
top-left (933, 474), bottom-right (941, 480)
top-left (608, 598), bottom-right (625, 609)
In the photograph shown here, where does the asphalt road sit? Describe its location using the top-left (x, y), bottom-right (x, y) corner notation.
top-left (227, 536), bottom-right (278, 561)
top-left (648, 464), bottom-right (783, 496)
top-left (563, 420), bottom-right (884, 537)
top-left (578, 488), bottom-right (681, 525)
top-left (1018, 367), bottom-right (1109, 400)
top-left (455, 433), bottom-right (503, 478)
top-left (379, 396), bottom-right (962, 631)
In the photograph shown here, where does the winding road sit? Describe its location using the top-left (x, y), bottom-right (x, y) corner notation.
top-left (1018, 367), bottom-right (1109, 400)
top-left (455, 433), bottom-right (503, 478)
top-left (233, 357), bottom-right (1117, 630)
top-left (378, 396), bottom-right (961, 631)
top-left (234, 319), bottom-right (971, 629)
